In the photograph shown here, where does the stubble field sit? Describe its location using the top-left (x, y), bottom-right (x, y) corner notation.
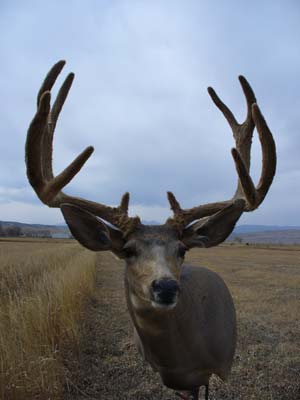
top-left (0, 239), bottom-right (299, 399)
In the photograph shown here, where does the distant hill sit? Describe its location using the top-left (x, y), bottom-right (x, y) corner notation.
top-left (230, 225), bottom-right (300, 244)
top-left (0, 220), bottom-right (70, 238)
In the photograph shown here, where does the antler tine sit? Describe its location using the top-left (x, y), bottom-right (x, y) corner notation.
top-left (26, 61), bottom-right (141, 234)
top-left (43, 146), bottom-right (95, 203)
top-left (26, 91), bottom-right (51, 193)
top-left (37, 60), bottom-right (66, 106)
top-left (231, 148), bottom-right (257, 208)
top-left (208, 75), bottom-right (256, 172)
top-left (167, 191), bottom-right (181, 214)
top-left (119, 192), bottom-right (130, 213)
top-left (252, 103), bottom-right (276, 205)
top-left (207, 86), bottom-right (238, 131)
top-left (42, 72), bottom-right (75, 182)
top-left (167, 76), bottom-right (276, 230)
top-left (51, 72), bottom-right (74, 132)
top-left (239, 75), bottom-right (256, 126)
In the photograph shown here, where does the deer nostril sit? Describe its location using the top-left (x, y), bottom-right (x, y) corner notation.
top-left (151, 279), bottom-right (179, 292)
top-left (151, 279), bottom-right (180, 305)
top-left (151, 280), bottom-right (161, 292)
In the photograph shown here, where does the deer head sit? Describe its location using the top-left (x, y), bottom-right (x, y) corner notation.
top-left (26, 61), bottom-right (276, 311)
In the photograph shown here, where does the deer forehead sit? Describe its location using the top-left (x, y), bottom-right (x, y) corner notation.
top-left (125, 237), bottom-right (181, 280)
top-left (130, 233), bottom-right (180, 255)
top-left (131, 239), bottom-right (179, 261)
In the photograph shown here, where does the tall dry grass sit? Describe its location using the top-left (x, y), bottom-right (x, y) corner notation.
top-left (0, 239), bottom-right (97, 400)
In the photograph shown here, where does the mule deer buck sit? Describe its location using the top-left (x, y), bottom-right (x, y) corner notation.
top-left (26, 61), bottom-right (276, 399)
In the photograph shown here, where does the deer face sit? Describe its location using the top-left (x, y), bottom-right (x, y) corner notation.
top-left (123, 227), bottom-right (186, 310)
top-left (60, 203), bottom-right (248, 312)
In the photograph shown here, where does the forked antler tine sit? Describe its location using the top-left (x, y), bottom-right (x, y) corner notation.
top-left (27, 90), bottom-right (94, 203)
top-left (252, 103), bottom-right (276, 204)
top-left (230, 103), bottom-right (276, 210)
top-left (167, 76), bottom-right (276, 229)
top-left (35, 62), bottom-right (94, 200)
top-left (208, 76), bottom-right (256, 133)
top-left (26, 91), bottom-right (51, 193)
top-left (37, 60), bottom-right (66, 107)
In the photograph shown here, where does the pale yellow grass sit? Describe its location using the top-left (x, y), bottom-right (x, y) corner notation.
top-left (0, 239), bottom-right (97, 400)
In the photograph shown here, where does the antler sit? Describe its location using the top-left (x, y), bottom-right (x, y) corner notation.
top-left (167, 76), bottom-right (276, 230)
top-left (26, 60), bottom-right (140, 236)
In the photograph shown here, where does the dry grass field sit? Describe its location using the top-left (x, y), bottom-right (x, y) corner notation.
top-left (0, 239), bottom-right (299, 399)
top-left (0, 238), bottom-right (97, 400)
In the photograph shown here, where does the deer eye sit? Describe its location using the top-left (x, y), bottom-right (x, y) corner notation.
top-left (177, 244), bottom-right (187, 258)
top-left (123, 242), bottom-right (138, 258)
top-left (124, 247), bottom-right (137, 258)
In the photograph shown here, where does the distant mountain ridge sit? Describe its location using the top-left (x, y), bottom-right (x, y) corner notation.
top-left (0, 220), bottom-right (66, 229)
top-left (230, 225), bottom-right (300, 244)
top-left (233, 224), bottom-right (300, 234)
top-left (144, 222), bottom-right (300, 233)
top-left (2, 220), bottom-right (299, 232)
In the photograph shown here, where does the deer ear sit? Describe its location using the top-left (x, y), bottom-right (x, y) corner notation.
top-left (60, 204), bottom-right (124, 253)
top-left (182, 199), bottom-right (245, 249)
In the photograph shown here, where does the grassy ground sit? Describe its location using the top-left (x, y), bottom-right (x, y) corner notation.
top-left (65, 244), bottom-right (300, 400)
top-left (0, 239), bottom-right (97, 400)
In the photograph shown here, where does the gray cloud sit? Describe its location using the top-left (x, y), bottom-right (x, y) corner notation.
top-left (0, 0), bottom-right (299, 225)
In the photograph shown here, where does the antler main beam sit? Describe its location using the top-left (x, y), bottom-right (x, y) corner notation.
top-left (167, 76), bottom-right (276, 230)
top-left (26, 60), bottom-right (140, 235)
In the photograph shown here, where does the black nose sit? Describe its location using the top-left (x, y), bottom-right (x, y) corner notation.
top-left (151, 279), bottom-right (180, 305)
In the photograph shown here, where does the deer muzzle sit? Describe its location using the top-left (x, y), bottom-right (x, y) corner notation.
top-left (151, 278), bottom-right (180, 309)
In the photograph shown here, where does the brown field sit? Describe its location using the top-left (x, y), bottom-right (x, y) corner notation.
top-left (0, 240), bottom-right (299, 399)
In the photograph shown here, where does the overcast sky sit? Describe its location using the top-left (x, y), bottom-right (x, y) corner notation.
top-left (0, 0), bottom-right (299, 226)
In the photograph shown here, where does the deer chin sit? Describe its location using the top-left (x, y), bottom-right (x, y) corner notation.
top-left (151, 301), bottom-right (178, 311)
top-left (133, 289), bottom-right (179, 311)
top-left (151, 296), bottom-right (179, 311)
